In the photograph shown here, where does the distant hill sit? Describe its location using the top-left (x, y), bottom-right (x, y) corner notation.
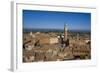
top-left (23, 28), bottom-right (90, 33)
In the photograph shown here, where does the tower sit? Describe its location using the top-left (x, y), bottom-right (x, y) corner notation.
top-left (64, 24), bottom-right (67, 42)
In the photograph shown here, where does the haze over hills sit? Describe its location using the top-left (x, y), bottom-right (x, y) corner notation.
top-left (23, 28), bottom-right (90, 33)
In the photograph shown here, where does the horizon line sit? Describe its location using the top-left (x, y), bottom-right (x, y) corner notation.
top-left (23, 28), bottom-right (91, 31)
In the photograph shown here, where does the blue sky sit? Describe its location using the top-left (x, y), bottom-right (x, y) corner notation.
top-left (23, 10), bottom-right (91, 30)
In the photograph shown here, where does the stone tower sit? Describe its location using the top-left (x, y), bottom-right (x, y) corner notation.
top-left (64, 24), bottom-right (67, 42)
